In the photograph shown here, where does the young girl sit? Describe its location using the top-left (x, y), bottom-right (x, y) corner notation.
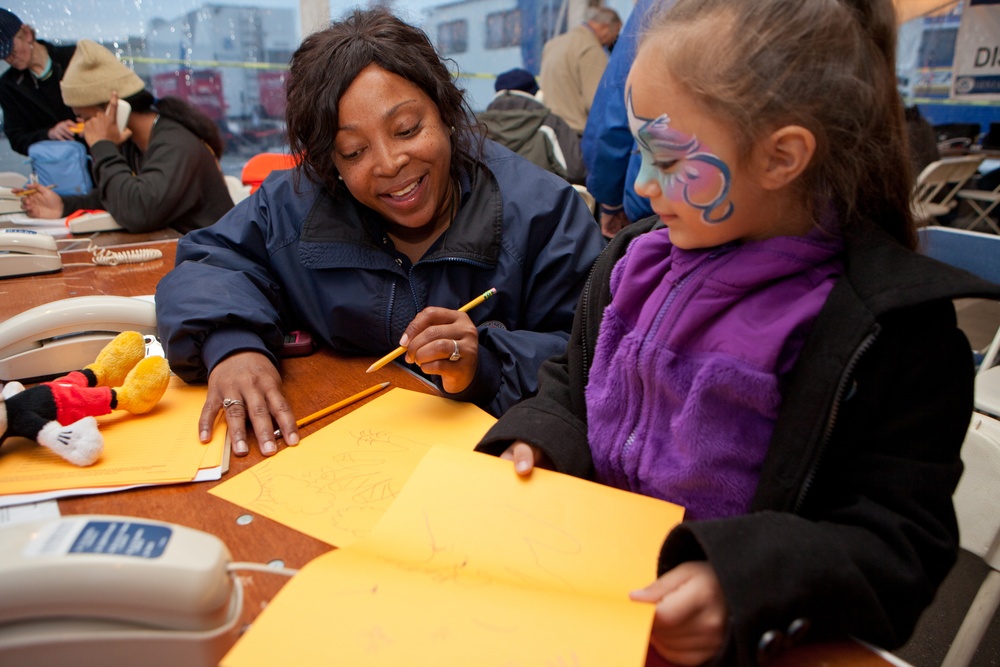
top-left (477, 0), bottom-right (1000, 664)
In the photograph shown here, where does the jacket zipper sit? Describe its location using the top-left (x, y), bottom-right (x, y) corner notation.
top-left (793, 323), bottom-right (881, 513)
top-left (616, 248), bottom-right (729, 479)
top-left (395, 256), bottom-right (492, 344)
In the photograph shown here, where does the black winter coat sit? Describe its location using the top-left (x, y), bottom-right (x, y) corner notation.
top-left (478, 217), bottom-right (1000, 665)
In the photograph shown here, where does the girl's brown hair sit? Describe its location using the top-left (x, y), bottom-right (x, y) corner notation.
top-left (641, 0), bottom-right (915, 248)
top-left (285, 7), bottom-right (481, 197)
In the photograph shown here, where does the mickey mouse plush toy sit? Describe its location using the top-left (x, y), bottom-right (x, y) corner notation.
top-left (0, 332), bottom-right (170, 466)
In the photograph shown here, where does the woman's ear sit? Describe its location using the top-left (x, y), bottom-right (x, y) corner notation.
top-left (756, 125), bottom-right (816, 191)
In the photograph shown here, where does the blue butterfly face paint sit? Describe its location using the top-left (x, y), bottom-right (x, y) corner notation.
top-left (628, 88), bottom-right (734, 224)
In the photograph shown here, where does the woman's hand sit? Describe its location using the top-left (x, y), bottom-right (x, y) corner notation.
top-left (15, 185), bottom-right (63, 219)
top-left (202, 351), bottom-right (299, 457)
top-left (398, 306), bottom-right (479, 394)
top-left (629, 562), bottom-right (729, 666)
top-left (500, 440), bottom-right (548, 476)
top-left (82, 90), bottom-right (132, 147)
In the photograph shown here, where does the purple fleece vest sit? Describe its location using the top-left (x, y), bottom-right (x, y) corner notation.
top-left (585, 227), bottom-right (844, 520)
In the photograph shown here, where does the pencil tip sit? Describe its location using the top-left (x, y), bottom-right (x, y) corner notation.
top-left (365, 365), bottom-right (376, 373)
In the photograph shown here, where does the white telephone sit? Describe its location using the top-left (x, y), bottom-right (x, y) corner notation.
top-left (67, 210), bottom-right (124, 234)
top-left (0, 228), bottom-right (62, 278)
top-left (114, 98), bottom-right (131, 134)
top-left (0, 515), bottom-right (242, 667)
top-left (0, 295), bottom-right (158, 382)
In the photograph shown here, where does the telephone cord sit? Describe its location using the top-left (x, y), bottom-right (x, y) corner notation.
top-left (89, 243), bottom-right (163, 266)
top-left (228, 561), bottom-right (299, 578)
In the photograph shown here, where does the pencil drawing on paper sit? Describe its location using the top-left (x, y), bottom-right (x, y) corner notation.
top-left (238, 428), bottom-right (429, 535)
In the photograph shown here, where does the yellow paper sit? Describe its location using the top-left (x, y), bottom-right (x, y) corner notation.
top-left (210, 388), bottom-right (497, 547)
top-left (223, 446), bottom-right (684, 667)
top-left (0, 376), bottom-right (214, 494)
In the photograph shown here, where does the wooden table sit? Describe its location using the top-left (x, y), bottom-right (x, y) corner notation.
top-left (0, 236), bottom-right (907, 667)
top-left (0, 235), bottom-right (439, 635)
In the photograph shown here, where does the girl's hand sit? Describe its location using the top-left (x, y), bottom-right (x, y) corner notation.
top-left (399, 306), bottom-right (479, 394)
top-left (16, 185), bottom-right (63, 219)
top-left (630, 562), bottom-right (729, 666)
top-left (499, 440), bottom-right (548, 476)
top-left (202, 351), bottom-right (298, 457)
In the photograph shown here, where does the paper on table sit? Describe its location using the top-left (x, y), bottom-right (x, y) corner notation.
top-left (209, 388), bottom-right (497, 547)
top-left (222, 446), bottom-right (685, 667)
top-left (3, 214), bottom-right (71, 238)
top-left (0, 376), bottom-right (218, 497)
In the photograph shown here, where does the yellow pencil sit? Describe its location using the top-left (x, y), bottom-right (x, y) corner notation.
top-left (14, 185), bottom-right (57, 197)
top-left (273, 381), bottom-right (390, 438)
top-left (365, 287), bottom-right (498, 373)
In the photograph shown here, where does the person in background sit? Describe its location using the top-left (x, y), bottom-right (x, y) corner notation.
top-left (155, 8), bottom-right (604, 458)
top-left (477, 0), bottom-right (1000, 664)
top-left (538, 6), bottom-right (621, 136)
top-left (582, 0), bottom-right (658, 239)
top-left (17, 39), bottom-right (233, 233)
top-left (478, 67), bottom-right (587, 185)
top-left (0, 8), bottom-right (78, 155)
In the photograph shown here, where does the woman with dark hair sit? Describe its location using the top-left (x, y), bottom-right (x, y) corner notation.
top-left (155, 8), bottom-right (604, 457)
top-left (18, 39), bottom-right (233, 234)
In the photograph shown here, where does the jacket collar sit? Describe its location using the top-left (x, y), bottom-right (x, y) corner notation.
top-left (844, 226), bottom-right (1000, 313)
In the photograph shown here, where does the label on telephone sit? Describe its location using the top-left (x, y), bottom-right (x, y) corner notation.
top-left (24, 518), bottom-right (171, 559)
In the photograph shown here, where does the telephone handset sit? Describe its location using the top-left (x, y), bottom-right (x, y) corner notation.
top-left (66, 210), bottom-right (124, 234)
top-left (114, 99), bottom-right (131, 134)
top-left (0, 515), bottom-right (242, 667)
top-left (0, 295), bottom-right (158, 382)
top-left (0, 228), bottom-right (62, 278)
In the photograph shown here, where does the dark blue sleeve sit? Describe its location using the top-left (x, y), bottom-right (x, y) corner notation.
top-left (581, 0), bottom-right (653, 208)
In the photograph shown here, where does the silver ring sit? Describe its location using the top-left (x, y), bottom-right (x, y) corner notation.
top-left (222, 398), bottom-right (244, 409)
top-left (449, 339), bottom-right (461, 362)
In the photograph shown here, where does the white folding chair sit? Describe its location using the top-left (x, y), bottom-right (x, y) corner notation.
top-left (912, 156), bottom-right (985, 226)
top-left (917, 227), bottom-right (1000, 417)
top-left (940, 412), bottom-right (1000, 667)
top-left (957, 183), bottom-right (1000, 235)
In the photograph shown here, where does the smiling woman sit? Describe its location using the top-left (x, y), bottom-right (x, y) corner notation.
top-left (154, 7), bottom-right (605, 458)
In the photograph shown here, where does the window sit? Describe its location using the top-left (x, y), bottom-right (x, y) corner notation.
top-left (437, 19), bottom-right (468, 55)
top-left (485, 10), bottom-right (520, 50)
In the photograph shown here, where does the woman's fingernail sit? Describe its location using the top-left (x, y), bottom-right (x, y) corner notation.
top-left (262, 440), bottom-right (277, 455)
top-left (515, 460), bottom-right (531, 474)
top-left (286, 432), bottom-right (300, 446)
top-left (200, 429), bottom-right (210, 442)
top-left (233, 440), bottom-right (249, 456)
top-left (398, 333), bottom-right (409, 347)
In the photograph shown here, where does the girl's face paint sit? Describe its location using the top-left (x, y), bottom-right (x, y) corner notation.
top-left (628, 90), bottom-right (734, 225)
top-left (625, 46), bottom-right (790, 250)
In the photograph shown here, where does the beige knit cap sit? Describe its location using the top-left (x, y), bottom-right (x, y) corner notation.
top-left (60, 39), bottom-right (145, 107)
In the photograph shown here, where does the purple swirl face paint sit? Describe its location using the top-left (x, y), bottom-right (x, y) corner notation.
top-left (628, 88), bottom-right (734, 224)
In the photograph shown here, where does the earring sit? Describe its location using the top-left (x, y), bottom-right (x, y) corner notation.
top-left (337, 174), bottom-right (343, 181)
top-left (450, 126), bottom-right (455, 134)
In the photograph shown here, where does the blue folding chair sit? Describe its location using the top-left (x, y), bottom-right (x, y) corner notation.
top-left (918, 227), bottom-right (1000, 416)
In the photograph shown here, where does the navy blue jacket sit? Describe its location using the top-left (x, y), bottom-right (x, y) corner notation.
top-left (581, 0), bottom-right (654, 222)
top-left (156, 140), bottom-right (604, 416)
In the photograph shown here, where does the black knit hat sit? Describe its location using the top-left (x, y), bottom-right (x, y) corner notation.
top-left (0, 8), bottom-right (23, 60)
top-left (495, 68), bottom-right (539, 96)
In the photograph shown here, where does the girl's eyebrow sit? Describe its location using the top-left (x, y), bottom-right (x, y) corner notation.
top-left (638, 118), bottom-right (699, 155)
